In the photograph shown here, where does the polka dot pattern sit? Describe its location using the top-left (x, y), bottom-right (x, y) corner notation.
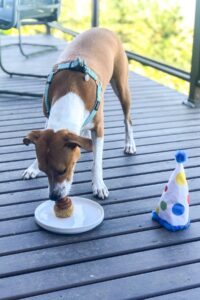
top-left (160, 201), bottom-right (167, 210)
top-left (164, 185), bottom-right (168, 192)
top-left (172, 203), bottom-right (185, 216)
top-left (176, 171), bottom-right (186, 186)
top-left (156, 207), bottom-right (159, 214)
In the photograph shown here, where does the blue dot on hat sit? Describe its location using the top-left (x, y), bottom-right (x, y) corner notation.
top-left (172, 203), bottom-right (185, 216)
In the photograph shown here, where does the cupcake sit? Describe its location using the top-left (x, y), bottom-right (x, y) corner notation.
top-left (54, 197), bottom-right (73, 218)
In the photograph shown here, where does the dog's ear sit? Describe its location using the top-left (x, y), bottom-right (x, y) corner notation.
top-left (23, 130), bottom-right (42, 146)
top-left (64, 132), bottom-right (93, 152)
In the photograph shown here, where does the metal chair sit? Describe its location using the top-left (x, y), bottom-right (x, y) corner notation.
top-left (0, 0), bottom-right (61, 78)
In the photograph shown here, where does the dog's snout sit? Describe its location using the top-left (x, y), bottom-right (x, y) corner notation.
top-left (49, 191), bottom-right (61, 201)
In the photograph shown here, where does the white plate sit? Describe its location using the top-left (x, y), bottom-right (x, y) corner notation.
top-left (34, 197), bottom-right (104, 234)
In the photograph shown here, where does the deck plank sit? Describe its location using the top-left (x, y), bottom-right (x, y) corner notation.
top-left (18, 263), bottom-right (200, 300)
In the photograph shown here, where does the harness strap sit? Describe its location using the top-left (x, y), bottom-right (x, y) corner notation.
top-left (44, 57), bottom-right (102, 128)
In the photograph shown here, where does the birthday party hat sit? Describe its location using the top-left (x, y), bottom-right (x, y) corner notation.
top-left (152, 150), bottom-right (190, 231)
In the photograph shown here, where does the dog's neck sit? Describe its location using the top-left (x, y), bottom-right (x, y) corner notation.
top-left (47, 92), bottom-right (89, 134)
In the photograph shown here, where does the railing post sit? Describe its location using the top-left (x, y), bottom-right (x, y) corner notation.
top-left (187, 0), bottom-right (200, 106)
top-left (91, 0), bottom-right (99, 27)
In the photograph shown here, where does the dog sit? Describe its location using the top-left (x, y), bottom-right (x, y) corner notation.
top-left (22, 28), bottom-right (136, 200)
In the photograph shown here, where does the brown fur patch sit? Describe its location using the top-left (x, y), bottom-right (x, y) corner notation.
top-left (23, 129), bottom-right (92, 185)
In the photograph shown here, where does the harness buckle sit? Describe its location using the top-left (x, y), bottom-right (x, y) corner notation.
top-left (47, 72), bottom-right (54, 83)
top-left (94, 101), bottom-right (100, 111)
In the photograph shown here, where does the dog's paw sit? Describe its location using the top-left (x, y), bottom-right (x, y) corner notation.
top-left (22, 167), bottom-right (40, 180)
top-left (92, 180), bottom-right (109, 199)
top-left (124, 141), bottom-right (136, 155)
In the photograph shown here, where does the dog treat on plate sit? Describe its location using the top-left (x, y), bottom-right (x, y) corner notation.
top-left (54, 197), bottom-right (73, 218)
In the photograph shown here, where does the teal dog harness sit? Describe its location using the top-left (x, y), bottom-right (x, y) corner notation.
top-left (44, 57), bottom-right (102, 128)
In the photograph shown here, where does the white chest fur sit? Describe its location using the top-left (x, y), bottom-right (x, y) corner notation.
top-left (47, 92), bottom-right (89, 134)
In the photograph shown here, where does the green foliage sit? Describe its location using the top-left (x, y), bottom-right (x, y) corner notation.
top-left (59, 0), bottom-right (91, 32)
top-left (99, 0), bottom-right (192, 93)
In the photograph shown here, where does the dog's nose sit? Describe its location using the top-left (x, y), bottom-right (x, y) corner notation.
top-left (49, 191), bottom-right (61, 201)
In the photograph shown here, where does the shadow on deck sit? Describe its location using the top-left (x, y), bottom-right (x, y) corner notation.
top-left (0, 35), bottom-right (200, 300)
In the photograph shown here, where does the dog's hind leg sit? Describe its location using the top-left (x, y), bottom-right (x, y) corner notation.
top-left (110, 52), bottom-right (136, 155)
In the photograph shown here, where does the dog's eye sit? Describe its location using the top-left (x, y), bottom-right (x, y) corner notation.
top-left (67, 142), bottom-right (78, 150)
top-left (56, 168), bottom-right (66, 176)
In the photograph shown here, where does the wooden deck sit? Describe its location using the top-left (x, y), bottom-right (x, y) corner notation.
top-left (1, 35), bottom-right (200, 300)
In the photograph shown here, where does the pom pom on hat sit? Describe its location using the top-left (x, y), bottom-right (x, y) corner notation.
top-left (175, 150), bottom-right (187, 163)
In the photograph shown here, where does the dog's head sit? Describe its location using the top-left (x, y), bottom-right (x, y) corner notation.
top-left (23, 129), bottom-right (92, 200)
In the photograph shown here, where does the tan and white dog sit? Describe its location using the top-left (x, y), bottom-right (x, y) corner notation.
top-left (22, 28), bottom-right (136, 200)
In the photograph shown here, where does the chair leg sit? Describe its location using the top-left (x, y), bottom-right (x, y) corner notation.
top-left (17, 19), bottom-right (57, 58)
top-left (0, 19), bottom-right (56, 79)
top-left (18, 18), bottom-right (29, 58)
top-left (0, 22), bottom-right (76, 81)
top-left (0, 39), bottom-right (13, 77)
top-left (0, 38), bottom-right (46, 78)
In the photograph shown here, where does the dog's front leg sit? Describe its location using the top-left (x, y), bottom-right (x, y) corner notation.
top-left (91, 130), bottom-right (109, 199)
top-left (22, 119), bottom-right (48, 180)
top-left (22, 158), bottom-right (40, 179)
